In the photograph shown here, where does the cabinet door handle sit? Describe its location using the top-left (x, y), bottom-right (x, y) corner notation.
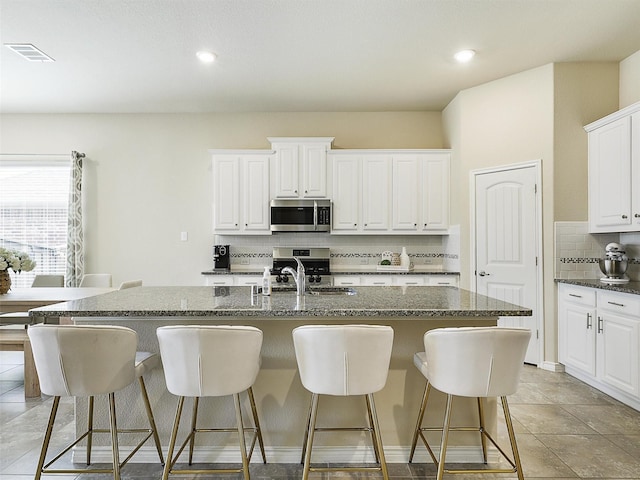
top-left (586, 313), bottom-right (592, 329)
top-left (597, 316), bottom-right (604, 333)
top-left (569, 293), bottom-right (582, 298)
top-left (635, 214), bottom-right (640, 218)
top-left (622, 214), bottom-right (628, 219)
top-left (607, 301), bottom-right (625, 307)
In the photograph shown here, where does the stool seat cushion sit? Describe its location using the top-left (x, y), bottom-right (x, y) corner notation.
top-left (135, 351), bottom-right (160, 377)
top-left (413, 352), bottom-right (428, 379)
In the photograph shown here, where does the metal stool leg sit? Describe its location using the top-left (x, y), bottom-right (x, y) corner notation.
top-left (107, 392), bottom-right (121, 480)
top-left (409, 381), bottom-right (431, 462)
top-left (34, 396), bottom-right (60, 480)
top-left (188, 397), bottom-right (199, 465)
top-left (436, 394), bottom-right (454, 480)
top-left (477, 396), bottom-right (488, 463)
top-left (247, 386), bottom-right (267, 463)
top-left (138, 377), bottom-right (165, 465)
top-left (367, 393), bottom-right (389, 480)
top-left (233, 393), bottom-right (251, 480)
top-left (86, 396), bottom-right (94, 465)
top-left (301, 393), bottom-right (319, 480)
top-left (162, 396), bottom-right (185, 480)
top-left (502, 396), bottom-right (525, 480)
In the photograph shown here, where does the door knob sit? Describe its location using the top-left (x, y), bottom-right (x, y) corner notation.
top-left (478, 271), bottom-right (490, 277)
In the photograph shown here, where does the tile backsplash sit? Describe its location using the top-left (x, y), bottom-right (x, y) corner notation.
top-left (555, 221), bottom-right (640, 281)
top-left (214, 228), bottom-right (460, 272)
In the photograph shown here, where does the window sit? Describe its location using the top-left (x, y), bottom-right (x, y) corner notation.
top-left (0, 155), bottom-right (70, 288)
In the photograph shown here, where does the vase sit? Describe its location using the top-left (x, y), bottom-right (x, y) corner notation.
top-left (0, 271), bottom-right (11, 294)
top-left (400, 247), bottom-right (410, 268)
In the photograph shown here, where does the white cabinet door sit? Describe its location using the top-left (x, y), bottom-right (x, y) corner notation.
top-left (212, 155), bottom-right (241, 231)
top-left (330, 155), bottom-right (360, 231)
top-left (588, 116), bottom-right (632, 232)
top-left (392, 156), bottom-right (419, 231)
top-left (558, 285), bottom-right (597, 376)
top-left (360, 275), bottom-right (393, 286)
top-left (421, 154), bottom-right (450, 230)
top-left (212, 153), bottom-right (271, 234)
top-left (598, 310), bottom-right (640, 397)
top-left (244, 157), bottom-right (271, 231)
top-left (302, 144), bottom-right (328, 197)
top-left (332, 276), bottom-right (361, 286)
top-left (393, 276), bottom-right (426, 286)
top-left (429, 275), bottom-right (458, 286)
top-left (362, 156), bottom-right (391, 231)
top-left (273, 144), bottom-right (300, 198)
top-left (631, 112), bottom-right (640, 225)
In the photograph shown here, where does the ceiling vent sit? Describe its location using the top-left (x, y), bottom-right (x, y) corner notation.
top-left (4, 43), bottom-right (55, 62)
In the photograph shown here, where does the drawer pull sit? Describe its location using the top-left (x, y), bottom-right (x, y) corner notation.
top-left (587, 313), bottom-right (592, 329)
top-left (569, 293), bottom-right (582, 298)
top-left (607, 301), bottom-right (625, 307)
top-left (436, 282), bottom-right (449, 285)
top-left (405, 282), bottom-right (419, 285)
top-left (373, 282), bottom-right (386, 285)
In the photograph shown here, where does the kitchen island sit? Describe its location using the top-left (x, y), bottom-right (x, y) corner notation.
top-left (30, 286), bottom-right (531, 464)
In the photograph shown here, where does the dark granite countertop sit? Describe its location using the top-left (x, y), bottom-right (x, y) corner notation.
top-left (29, 286), bottom-right (530, 318)
top-left (556, 278), bottom-right (640, 295)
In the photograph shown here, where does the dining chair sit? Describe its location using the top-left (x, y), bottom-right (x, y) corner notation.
top-left (118, 280), bottom-right (142, 290)
top-left (79, 273), bottom-right (112, 287)
top-left (31, 275), bottom-right (64, 287)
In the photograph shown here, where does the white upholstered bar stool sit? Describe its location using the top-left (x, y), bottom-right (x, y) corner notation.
top-left (156, 325), bottom-right (266, 480)
top-left (118, 279), bottom-right (142, 290)
top-left (292, 324), bottom-right (394, 480)
top-left (27, 324), bottom-right (164, 480)
top-left (408, 326), bottom-right (531, 480)
top-left (31, 274), bottom-right (65, 287)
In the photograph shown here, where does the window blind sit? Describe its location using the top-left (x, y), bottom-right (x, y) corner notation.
top-left (0, 157), bottom-right (71, 288)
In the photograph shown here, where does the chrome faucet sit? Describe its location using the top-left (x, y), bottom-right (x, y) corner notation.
top-left (282, 257), bottom-right (306, 296)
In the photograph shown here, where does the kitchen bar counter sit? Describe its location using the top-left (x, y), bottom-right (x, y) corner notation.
top-left (29, 285), bottom-right (530, 319)
top-left (201, 269), bottom-right (460, 275)
top-left (27, 286), bottom-right (530, 465)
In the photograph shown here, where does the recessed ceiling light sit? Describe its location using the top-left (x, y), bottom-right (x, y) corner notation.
top-left (4, 43), bottom-right (54, 62)
top-left (454, 49), bottom-right (476, 63)
top-left (196, 50), bottom-right (216, 63)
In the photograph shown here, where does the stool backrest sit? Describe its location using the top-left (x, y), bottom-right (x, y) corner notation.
top-left (424, 326), bottom-right (531, 397)
top-left (293, 324), bottom-right (394, 396)
top-left (27, 324), bottom-right (137, 397)
top-left (156, 325), bottom-right (263, 397)
top-left (79, 273), bottom-right (112, 287)
top-left (32, 274), bottom-right (65, 287)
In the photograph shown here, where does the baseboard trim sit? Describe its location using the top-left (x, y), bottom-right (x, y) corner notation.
top-left (71, 445), bottom-right (497, 464)
top-left (541, 361), bottom-right (564, 372)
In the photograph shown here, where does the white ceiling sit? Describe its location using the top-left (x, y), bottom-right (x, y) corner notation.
top-left (1, 0), bottom-right (640, 114)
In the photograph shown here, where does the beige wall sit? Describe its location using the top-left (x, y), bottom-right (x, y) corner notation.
top-left (553, 63), bottom-right (619, 221)
top-left (0, 112), bottom-right (442, 286)
top-left (620, 49), bottom-right (640, 108)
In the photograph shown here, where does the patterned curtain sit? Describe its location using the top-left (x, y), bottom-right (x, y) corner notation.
top-left (65, 151), bottom-right (85, 287)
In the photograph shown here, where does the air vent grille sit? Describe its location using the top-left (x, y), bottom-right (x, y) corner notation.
top-left (4, 43), bottom-right (55, 62)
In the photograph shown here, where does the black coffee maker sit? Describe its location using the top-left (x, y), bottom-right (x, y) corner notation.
top-left (213, 245), bottom-right (230, 270)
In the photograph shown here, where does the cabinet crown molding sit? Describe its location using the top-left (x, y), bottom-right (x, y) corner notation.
top-left (584, 101), bottom-right (640, 132)
top-left (267, 137), bottom-right (335, 144)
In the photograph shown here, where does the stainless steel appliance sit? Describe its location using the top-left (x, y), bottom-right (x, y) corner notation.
top-left (213, 244), bottom-right (230, 270)
top-left (270, 199), bottom-right (331, 232)
top-left (599, 242), bottom-right (629, 283)
top-left (272, 247), bottom-right (330, 284)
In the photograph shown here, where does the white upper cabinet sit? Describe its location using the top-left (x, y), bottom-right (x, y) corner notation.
top-left (586, 102), bottom-right (640, 233)
top-left (211, 151), bottom-right (272, 235)
top-left (269, 137), bottom-right (334, 198)
top-left (329, 150), bottom-right (450, 235)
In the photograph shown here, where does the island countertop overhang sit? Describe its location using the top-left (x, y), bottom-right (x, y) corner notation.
top-left (29, 286), bottom-right (532, 318)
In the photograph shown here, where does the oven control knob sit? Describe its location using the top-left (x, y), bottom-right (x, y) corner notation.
top-left (308, 276), bottom-right (315, 283)
top-left (282, 275), bottom-right (289, 283)
top-left (315, 275), bottom-right (322, 283)
top-left (275, 275), bottom-right (282, 283)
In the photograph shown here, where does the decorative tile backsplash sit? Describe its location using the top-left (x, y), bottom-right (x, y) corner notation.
top-left (214, 229), bottom-right (460, 272)
top-left (554, 221), bottom-right (640, 281)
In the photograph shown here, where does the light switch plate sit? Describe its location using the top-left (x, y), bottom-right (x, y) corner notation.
top-left (180, 231), bottom-right (188, 241)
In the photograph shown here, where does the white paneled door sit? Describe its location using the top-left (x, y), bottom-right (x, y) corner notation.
top-left (475, 164), bottom-right (540, 365)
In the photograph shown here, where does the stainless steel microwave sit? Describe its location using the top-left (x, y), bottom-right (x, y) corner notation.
top-left (270, 199), bottom-right (331, 232)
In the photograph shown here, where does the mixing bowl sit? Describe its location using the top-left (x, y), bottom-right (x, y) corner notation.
top-left (599, 258), bottom-right (628, 278)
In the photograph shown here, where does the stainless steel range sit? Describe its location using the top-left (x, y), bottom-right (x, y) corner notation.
top-left (272, 247), bottom-right (330, 284)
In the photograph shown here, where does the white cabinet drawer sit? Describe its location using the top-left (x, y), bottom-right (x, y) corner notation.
top-left (393, 276), bottom-right (426, 286)
top-left (429, 275), bottom-right (458, 286)
top-left (205, 276), bottom-right (234, 286)
top-left (332, 276), bottom-right (361, 286)
top-left (234, 276), bottom-right (262, 286)
top-left (361, 275), bottom-right (393, 286)
top-left (597, 290), bottom-right (640, 316)
top-left (559, 284), bottom-right (597, 307)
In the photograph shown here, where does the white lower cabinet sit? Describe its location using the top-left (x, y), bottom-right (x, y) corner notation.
top-left (204, 275), bottom-right (261, 287)
top-left (558, 283), bottom-right (640, 409)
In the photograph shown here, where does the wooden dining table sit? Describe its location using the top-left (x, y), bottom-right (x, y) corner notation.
top-left (0, 287), bottom-right (113, 397)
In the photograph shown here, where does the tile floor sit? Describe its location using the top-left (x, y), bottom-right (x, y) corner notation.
top-left (2, 349), bottom-right (640, 479)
